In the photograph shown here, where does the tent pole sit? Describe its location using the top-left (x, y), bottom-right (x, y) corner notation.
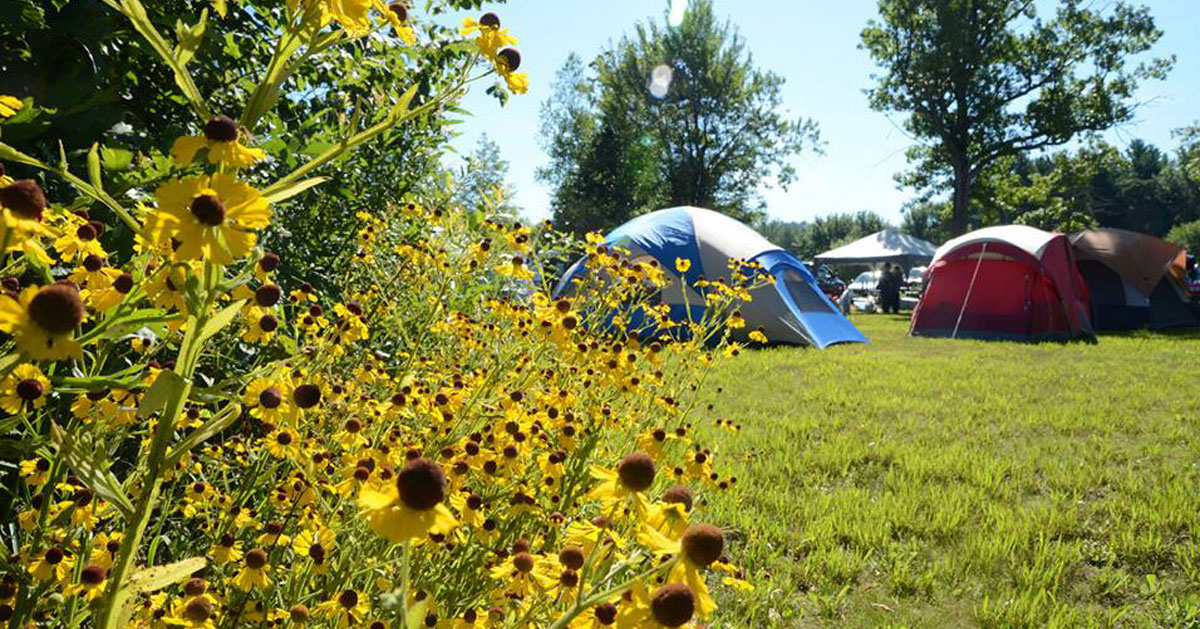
top-left (952, 243), bottom-right (987, 339)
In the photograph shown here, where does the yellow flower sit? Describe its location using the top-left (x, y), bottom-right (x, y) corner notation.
top-left (358, 457), bottom-right (457, 543)
top-left (230, 548), bottom-right (270, 590)
top-left (587, 452), bottom-right (656, 519)
top-left (460, 13), bottom-right (517, 60)
top-left (675, 258), bottom-right (692, 273)
top-left (378, 0), bottom-right (416, 44)
top-left (0, 179), bottom-right (53, 262)
top-left (64, 564), bottom-right (109, 602)
top-left (637, 523), bottom-right (725, 618)
top-left (27, 546), bottom-right (73, 583)
top-left (170, 116), bottom-right (265, 168)
top-left (616, 582), bottom-right (700, 628)
top-left (0, 95), bottom-right (22, 118)
top-left (316, 589), bottom-right (370, 627)
top-left (0, 363), bottom-right (50, 414)
top-left (0, 284), bottom-right (85, 361)
top-left (505, 71), bottom-right (530, 95)
top-left (150, 173), bottom-right (271, 264)
top-left (748, 328), bottom-right (768, 344)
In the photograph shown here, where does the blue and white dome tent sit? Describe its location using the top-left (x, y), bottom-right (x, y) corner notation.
top-left (553, 207), bottom-right (867, 348)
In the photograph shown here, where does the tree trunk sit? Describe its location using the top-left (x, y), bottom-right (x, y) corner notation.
top-left (950, 160), bottom-right (972, 236)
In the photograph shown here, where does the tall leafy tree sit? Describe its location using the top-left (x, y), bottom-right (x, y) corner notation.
top-left (538, 0), bottom-right (819, 235)
top-left (861, 0), bottom-right (1172, 235)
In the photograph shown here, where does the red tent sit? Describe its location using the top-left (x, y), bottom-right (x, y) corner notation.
top-left (911, 225), bottom-right (1094, 341)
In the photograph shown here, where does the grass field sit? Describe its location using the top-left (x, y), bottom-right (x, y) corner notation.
top-left (698, 316), bottom-right (1200, 628)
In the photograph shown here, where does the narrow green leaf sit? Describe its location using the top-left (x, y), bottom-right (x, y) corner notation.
top-left (87, 143), bottom-right (104, 193)
top-left (125, 557), bottom-right (207, 594)
top-left (138, 370), bottom-right (188, 419)
top-left (166, 402), bottom-right (241, 466)
top-left (194, 299), bottom-right (246, 346)
top-left (50, 423), bottom-right (135, 518)
top-left (262, 176), bottom-right (328, 204)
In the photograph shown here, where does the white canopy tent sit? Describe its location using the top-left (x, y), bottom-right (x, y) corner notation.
top-left (814, 230), bottom-right (937, 268)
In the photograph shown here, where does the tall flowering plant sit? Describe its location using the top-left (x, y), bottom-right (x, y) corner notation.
top-left (0, 2), bottom-right (759, 628)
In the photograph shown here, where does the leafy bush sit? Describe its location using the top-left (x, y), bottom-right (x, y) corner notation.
top-left (0, 2), bottom-right (755, 628)
top-left (1166, 219), bottom-right (1200, 255)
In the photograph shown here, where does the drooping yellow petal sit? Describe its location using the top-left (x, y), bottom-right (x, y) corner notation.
top-left (169, 135), bottom-right (209, 167)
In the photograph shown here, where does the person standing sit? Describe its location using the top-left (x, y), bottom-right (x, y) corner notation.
top-left (876, 264), bottom-right (896, 314)
top-left (889, 264), bottom-right (905, 313)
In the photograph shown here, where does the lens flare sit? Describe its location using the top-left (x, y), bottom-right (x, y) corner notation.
top-left (648, 64), bottom-right (674, 99)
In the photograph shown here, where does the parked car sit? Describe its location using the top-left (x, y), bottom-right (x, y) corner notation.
top-left (847, 270), bottom-right (882, 297)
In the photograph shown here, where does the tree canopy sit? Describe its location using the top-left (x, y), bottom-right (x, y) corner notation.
top-left (862, 0), bottom-right (1173, 236)
top-left (538, 0), bottom-right (819, 235)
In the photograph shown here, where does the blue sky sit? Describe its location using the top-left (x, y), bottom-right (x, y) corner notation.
top-left (445, 0), bottom-right (1200, 225)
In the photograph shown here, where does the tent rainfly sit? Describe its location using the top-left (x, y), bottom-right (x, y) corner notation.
top-left (910, 225), bottom-right (1094, 341)
top-left (814, 230), bottom-right (937, 268)
top-left (1069, 228), bottom-right (1198, 331)
top-left (553, 207), bottom-right (867, 348)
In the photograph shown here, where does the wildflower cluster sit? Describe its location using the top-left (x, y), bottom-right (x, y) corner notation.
top-left (0, 3), bottom-right (756, 629)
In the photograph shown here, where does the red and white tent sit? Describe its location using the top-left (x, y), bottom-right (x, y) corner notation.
top-left (911, 225), bottom-right (1094, 341)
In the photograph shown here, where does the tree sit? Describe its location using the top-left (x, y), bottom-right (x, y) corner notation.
top-left (793, 211), bottom-right (891, 259)
top-left (861, 0), bottom-right (1172, 235)
top-left (454, 134), bottom-right (519, 217)
top-left (538, 0), bottom-right (819, 235)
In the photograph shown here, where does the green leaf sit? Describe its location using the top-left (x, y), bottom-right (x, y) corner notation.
top-left (194, 299), bottom-right (246, 347)
top-left (262, 177), bottom-right (328, 204)
top-left (166, 402), bottom-right (241, 466)
top-left (50, 423), bottom-right (135, 518)
top-left (125, 557), bottom-right (207, 594)
top-left (138, 370), bottom-right (188, 419)
top-left (87, 143), bottom-right (104, 193)
top-left (101, 146), bottom-right (135, 171)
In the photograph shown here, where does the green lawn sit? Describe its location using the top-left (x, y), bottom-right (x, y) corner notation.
top-left (699, 316), bottom-right (1200, 628)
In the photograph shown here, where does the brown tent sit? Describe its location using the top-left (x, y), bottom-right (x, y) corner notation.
top-left (1069, 228), bottom-right (1197, 331)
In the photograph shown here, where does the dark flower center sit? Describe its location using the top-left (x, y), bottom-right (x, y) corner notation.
top-left (617, 452), bottom-right (656, 492)
top-left (258, 387), bottom-right (283, 409)
top-left (244, 548), bottom-right (267, 570)
top-left (395, 457), bottom-right (446, 511)
top-left (0, 180), bottom-right (47, 221)
top-left (388, 2), bottom-right (407, 23)
top-left (512, 552), bottom-right (534, 573)
top-left (255, 284), bottom-right (281, 307)
top-left (559, 545), bottom-right (585, 570)
top-left (258, 314), bottom-right (278, 332)
top-left (661, 484), bottom-right (694, 512)
top-left (113, 273), bottom-right (134, 294)
top-left (479, 12), bottom-right (500, 28)
top-left (259, 252), bottom-right (280, 272)
top-left (183, 578), bottom-right (207, 597)
top-left (45, 547), bottom-right (64, 564)
top-left (276, 431), bottom-right (293, 445)
top-left (190, 194), bottom-right (226, 226)
top-left (292, 384), bottom-right (321, 409)
top-left (203, 116), bottom-right (240, 143)
top-left (593, 603), bottom-right (617, 625)
top-left (498, 48), bottom-right (522, 72)
top-left (681, 524), bottom-right (724, 567)
top-left (82, 254), bottom-right (104, 272)
top-left (290, 605), bottom-right (310, 623)
top-left (16, 379), bottom-right (43, 401)
top-left (338, 589), bottom-right (359, 609)
top-left (28, 283), bottom-right (85, 334)
top-left (650, 583), bottom-right (695, 628)
top-left (184, 597), bottom-right (213, 622)
top-left (75, 223), bottom-right (97, 241)
top-left (80, 565), bottom-right (107, 585)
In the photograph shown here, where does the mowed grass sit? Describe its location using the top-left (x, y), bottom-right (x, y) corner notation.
top-left (697, 316), bottom-right (1200, 628)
